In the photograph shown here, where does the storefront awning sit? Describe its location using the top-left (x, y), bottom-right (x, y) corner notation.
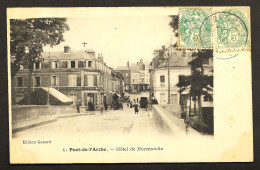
top-left (17, 87), bottom-right (73, 105)
top-left (42, 87), bottom-right (73, 103)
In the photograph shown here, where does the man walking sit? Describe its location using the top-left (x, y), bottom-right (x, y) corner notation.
top-left (100, 103), bottom-right (104, 114)
top-left (133, 102), bottom-right (139, 114)
top-left (104, 102), bottom-right (108, 111)
top-left (76, 99), bottom-right (81, 113)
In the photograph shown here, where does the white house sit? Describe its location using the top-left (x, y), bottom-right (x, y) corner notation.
top-left (149, 45), bottom-right (213, 114)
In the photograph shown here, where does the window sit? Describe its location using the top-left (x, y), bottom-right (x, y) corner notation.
top-left (68, 74), bottom-right (77, 86)
top-left (34, 76), bottom-right (41, 87)
top-left (160, 93), bottom-right (165, 103)
top-left (71, 61), bottom-right (76, 68)
top-left (52, 61), bottom-right (58, 69)
top-left (202, 58), bottom-right (209, 65)
top-left (51, 76), bottom-right (59, 87)
top-left (125, 73), bottom-right (128, 77)
top-left (160, 75), bottom-right (165, 86)
top-left (171, 94), bottom-right (178, 104)
top-left (77, 76), bottom-right (81, 86)
top-left (17, 77), bottom-right (23, 87)
top-left (179, 75), bottom-right (186, 83)
top-left (35, 61), bottom-right (40, 69)
top-left (78, 60), bottom-right (86, 68)
top-left (88, 61), bottom-right (92, 68)
top-left (180, 94), bottom-right (189, 106)
top-left (88, 75), bottom-right (94, 86)
top-left (60, 61), bottom-right (68, 68)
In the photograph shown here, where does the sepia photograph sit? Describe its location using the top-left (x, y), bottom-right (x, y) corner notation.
top-left (8, 7), bottom-right (252, 163)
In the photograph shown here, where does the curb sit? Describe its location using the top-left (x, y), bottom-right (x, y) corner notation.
top-left (12, 113), bottom-right (97, 134)
top-left (55, 113), bottom-right (95, 118)
top-left (12, 118), bottom-right (57, 134)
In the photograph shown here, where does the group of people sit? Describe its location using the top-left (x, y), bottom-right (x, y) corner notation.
top-left (76, 100), bottom-right (108, 114)
top-left (127, 98), bottom-right (140, 114)
top-left (76, 96), bottom-right (158, 115)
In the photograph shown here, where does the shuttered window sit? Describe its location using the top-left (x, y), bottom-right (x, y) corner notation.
top-left (68, 74), bottom-right (77, 86)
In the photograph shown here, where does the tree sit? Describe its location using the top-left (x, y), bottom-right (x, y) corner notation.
top-left (169, 15), bottom-right (179, 37)
top-left (10, 18), bottom-right (69, 104)
top-left (177, 50), bottom-right (213, 122)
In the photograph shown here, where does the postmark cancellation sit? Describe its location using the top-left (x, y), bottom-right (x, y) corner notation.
top-left (178, 7), bottom-right (251, 52)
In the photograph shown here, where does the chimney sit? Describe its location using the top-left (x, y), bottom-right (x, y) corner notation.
top-left (64, 46), bottom-right (71, 53)
top-left (86, 49), bottom-right (96, 57)
top-left (127, 61), bottom-right (129, 67)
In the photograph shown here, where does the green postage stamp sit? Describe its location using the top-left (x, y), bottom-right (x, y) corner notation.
top-left (178, 7), bottom-right (251, 52)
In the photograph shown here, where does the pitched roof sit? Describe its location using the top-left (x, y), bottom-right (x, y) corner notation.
top-left (154, 46), bottom-right (193, 68)
top-left (115, 66), bottom-right (129, 71)
top-left (41, 50), bottom-right (95, 60)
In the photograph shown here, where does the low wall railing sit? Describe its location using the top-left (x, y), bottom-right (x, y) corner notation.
top-left (152, 105), bottom-right (186, 136)
top-left (11, 105), bottom-right (76, 124)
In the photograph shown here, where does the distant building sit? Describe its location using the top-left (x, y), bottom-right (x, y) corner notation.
top-left (129, 59), bottom-right (150, 93)
top-left (115, 62), bottom-right (131, 92)
top-left (116, 59), bottom-right (150, 93)
top-left (12, 46), bottom-right (124, 109)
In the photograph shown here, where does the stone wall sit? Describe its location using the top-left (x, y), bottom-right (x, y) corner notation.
top-left (152, 105), bottom-right (186, 136)
top-left (12, 105), bottom-right (76, 124)
top-left (12, 105), bottom-right (46, 124)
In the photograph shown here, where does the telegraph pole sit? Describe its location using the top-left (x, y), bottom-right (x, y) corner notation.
top-left (167, 50), bottom-right (171, 104)
top-left (47, 50), bottom-right (50, 105)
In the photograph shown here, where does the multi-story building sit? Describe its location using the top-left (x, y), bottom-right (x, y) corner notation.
top-left (116, 59), bottom-right (150, 93)
top-left (130, 67), bottom-right (140, 93)
top-left (130, 59), bottom-right (150, 93)
top-left (115, 62), bottom-right (131, 92)
top-left (12, 46), bottom-right (124, 109)
top-left (149, 45), bottom-right (213, 113)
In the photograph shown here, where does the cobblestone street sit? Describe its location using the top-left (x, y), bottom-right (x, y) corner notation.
top-left (13, 103), bottom-right (159, 138)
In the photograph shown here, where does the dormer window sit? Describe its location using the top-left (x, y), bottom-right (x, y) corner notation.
top-left (52, 61), bottom-right (59, 69)
top-left (78, 60), bottom-right (86, 68)
top-left (61, 61), bottom-right (68, 68)
top-left (88, 61), bottom-right (92, 68)
top-left (71, 61), bottom-right (76, 68)
top-left (35, 61), bottom-right (40, 69)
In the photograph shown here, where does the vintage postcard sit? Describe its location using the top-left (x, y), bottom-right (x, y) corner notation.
top-left (8, 7), bottom-right (253, 163)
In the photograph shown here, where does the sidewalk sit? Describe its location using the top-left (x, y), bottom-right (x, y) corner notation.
top-left (12, 111), bottom-right (97, 134)
top-left (129, 111), bottom-right (160, 136)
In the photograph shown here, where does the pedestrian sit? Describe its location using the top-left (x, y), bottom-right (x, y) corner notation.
top-left (100, 103), bottom-right (104, 114)
top-left (104, 102), bottom-right (108, 111)
top-left (130, 101), bottom-right (133, 108)
top-left (128, 99), bottom-right (130, 107)
top-left (145, 99), bottom-right (149, 111)
top-left (76, 100), bottom-right (81, 113)
top-left (133, 102), bottom-right (139, 114)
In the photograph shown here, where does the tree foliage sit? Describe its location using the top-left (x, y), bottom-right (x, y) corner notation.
top-left (169, 15), bottom-right (179, 37)
top-left (10, 18), bottom-right (70, 78)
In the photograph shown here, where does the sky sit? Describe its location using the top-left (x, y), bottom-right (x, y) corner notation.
top-left (43, 16), bottom-right (176, 68)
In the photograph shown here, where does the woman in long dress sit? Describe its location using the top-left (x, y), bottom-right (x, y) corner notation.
top-left (133, 102), bottom-right (139, 114)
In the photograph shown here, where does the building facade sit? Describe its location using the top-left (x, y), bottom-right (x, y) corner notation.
top-left (115, 64), bottom-right (131, 92)
top-left (149, 45), bottom-right (213, 113)
top-left (12, 46), bottom-right (124, 109)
